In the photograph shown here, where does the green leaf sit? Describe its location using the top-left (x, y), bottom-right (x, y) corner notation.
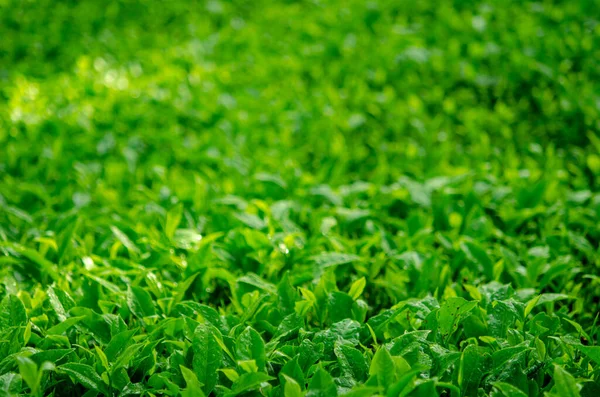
top-left (104, 329), bottom-right (137, 362)
top-left (461, 242), bottom-right (493, 279)
top-left (46, 286), bottom-right (75, 321)
top-left (30, 349), bottom-right (73, 368)
top-left (549, 365), bottom-right (581, 397)
top-left (237, 273), bottom-right (277, 294)
top-left (458, 345), bottom-right (491, 396)
top-left (564, 319), bottom-right (591, 341)
top-left (348, 277), bottom-right (366, 300)
top-left (192, 323), bottom-right (222, 395)
top-left (307, 367), bottom-right (337, 397)
top-left (95, 346), bottom-right (110, 372)
top-left (491, 344), bottom-right (531, 371)
top-left (369, 347), bottom-right (395, 390)
top-left (488, 299), bottom-right (523, 338)
top-left (119, 382), bottom-right (147, 397)
top-left (334, 343), bottom-right (369, 384)
top-left (311, 253), bottom-right (361, 269)
top-left (180, 365), bottom-right (206, 397)
top-left (280, 356), bottom-right (305, 390)
top-left (517, 180), bottom-right (546, 209)
top-left (226, 372), bottom-right (274, 396)
top-left (69, 307), bottom-right (112, 344)
top-left (17, 357), bottom-right (41, 396)
top-left (386, 369), bottom-right (420, 397)
top-left (172, 273), bottom-right (199, 306)
top-left (58, 363), bottom-right (106, 393)
top-left (493, 382), bottom-right (528, 397)
top-left (165, 203), bottom-right (184, 239)
top-left (341, 386), bottom-right (381, 397)
top-left (127, 286), bottom-right (156, 318)
top-left (57, 216), bottom-right (79, 264)
top-left (2, 243), bottom-right (60, 282)
top-left (277, 272), bottom-right (298, 313)
top-left (234, 212), bottom-right (267, 229)
top-left (110, 343), bottom-right (143, 376)
top-left (46, 315), bottom-right (86, 335)
top-left (110, 226), bottom-right (140, 255)
top-left (283, 374), bottom-right (304, 397)
top-left (524, 294), bottom-right (541, 318)
top-left (579, 345), bottom-right (600, 364)
top-left (0, 295), bottom-right (27, 328)
top-left (437, 297), bottom-right (479, 341)
top-left (328, 292), bottom-right (354, 323)
top-left (537, 293), bottom-right (571, 306)
top-left (173, 229), bottom-right (204, 249)
top-left (236, 326), bottom-right (266, 371)
top-left (0, 372), bottom-right (22, 396)
top-left (399, 177), bottom-right (431, 207)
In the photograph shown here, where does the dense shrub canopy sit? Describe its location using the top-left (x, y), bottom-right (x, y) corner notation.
top-left (1, 0), bottom-right (599, 396)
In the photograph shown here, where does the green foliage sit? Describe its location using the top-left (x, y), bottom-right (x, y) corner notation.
top-left (1, 0), bottom-right (600, 395)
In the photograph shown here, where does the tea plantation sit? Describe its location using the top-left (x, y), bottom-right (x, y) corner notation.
top-left (1, 0), bottom-right (600, 396)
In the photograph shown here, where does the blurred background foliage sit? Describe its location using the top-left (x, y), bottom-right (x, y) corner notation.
top-left (2, 0), bottom-right (600, 196)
